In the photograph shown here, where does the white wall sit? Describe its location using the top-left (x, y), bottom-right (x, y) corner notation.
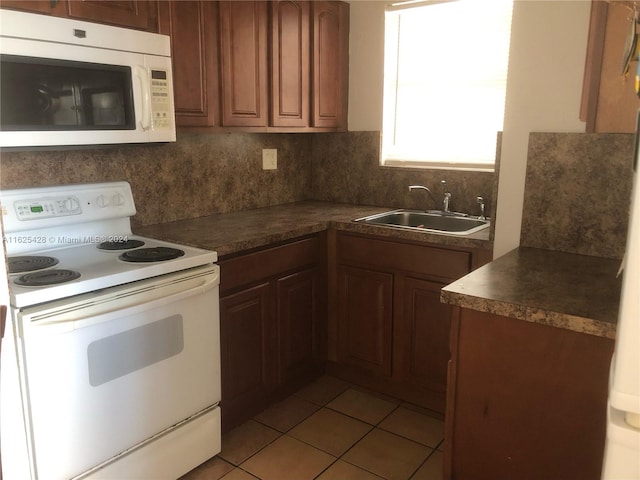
top-left (347, 0), bottom-right (591, 257)
top-left (494, 0), bottom-right (589, 257)
top-left (347, 1), bottom-right (385, 131)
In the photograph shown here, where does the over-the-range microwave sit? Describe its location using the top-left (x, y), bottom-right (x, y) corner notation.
top-left (0, 9), bottom-right (176, 149)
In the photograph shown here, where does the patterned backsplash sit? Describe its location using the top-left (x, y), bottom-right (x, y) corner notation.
top-left (1, 131), bottom-right (495, 228)
top-left (521, 132), bottom-right (634, 259)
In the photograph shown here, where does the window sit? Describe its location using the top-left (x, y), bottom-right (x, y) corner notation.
top-left (382, 0), bottom-right (513, 171)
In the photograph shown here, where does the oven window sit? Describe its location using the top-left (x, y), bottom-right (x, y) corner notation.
top-left (0, 54), bottom-right (135, 131)
top-left (87, 315), bottom-right (184, 387)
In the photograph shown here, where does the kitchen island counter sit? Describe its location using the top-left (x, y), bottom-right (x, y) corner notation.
top-left (134, 200), bottom-right (491, 257)
top-left (441, 246), bottom-right (622, 339)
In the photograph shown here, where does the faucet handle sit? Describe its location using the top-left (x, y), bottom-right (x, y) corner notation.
top-left (477, 196), bottom-right (486, 220)
top-left (440, 181), bottom-right (451, 212)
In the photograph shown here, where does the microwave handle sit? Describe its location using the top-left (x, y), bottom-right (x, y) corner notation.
top-left (134, 66), bottom-right (152, 131)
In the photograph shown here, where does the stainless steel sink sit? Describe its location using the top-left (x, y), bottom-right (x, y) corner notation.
top-left (355, 210), bottom-right (490, 236)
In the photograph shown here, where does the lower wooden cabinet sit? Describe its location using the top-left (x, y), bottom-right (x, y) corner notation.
top-left (330, 231), bottom-right (488, 413)
top-left (220, 283), bottom-right (277, 431)
top-left (277, 268), bottom-right (322, 385)
top-left (219, 235), bottom-right (326, 431)
top-left (337, 265), bottom-right (393, 377)
top-left (397, 277), bottom-right (452, 395)
top-left (219, 230), bottom-right (489, 428)
top-left (444, 308), bottom-right (614, 480)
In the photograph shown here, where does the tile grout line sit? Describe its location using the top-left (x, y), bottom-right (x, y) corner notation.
top-left (219, 422), bottom-right (283, 469)
top-left (228, 383), bottom-right (351, 478)
top-left (219, 377), bottom-right (445, 480)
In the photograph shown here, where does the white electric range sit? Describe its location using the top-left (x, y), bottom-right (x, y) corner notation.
top-left (1, 182), bottom-right (221, 480)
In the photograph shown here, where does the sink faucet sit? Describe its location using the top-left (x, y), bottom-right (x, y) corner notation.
top-left (477, 196), bottom-right (486, 220)
top-left (441, 180), bottom-right (451, 213)
top-left (408, 185), bottom-right (439, 211)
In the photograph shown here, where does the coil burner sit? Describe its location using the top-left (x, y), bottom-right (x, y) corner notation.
top-left (118, 247), bottom-right (185, 263)
top-left (8, 256), bottom-right (59, 274)
top-left (97, 239), bottom-right (145, 250)
top-left (14, 269), bottom-right (81, 286)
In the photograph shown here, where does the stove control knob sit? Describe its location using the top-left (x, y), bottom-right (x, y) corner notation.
top-left (96, 195), bottom-right (109, 208)
top-left (112, 193), bottom-right (126, 207)
top-left (63, 197), bottom-right (80, 212)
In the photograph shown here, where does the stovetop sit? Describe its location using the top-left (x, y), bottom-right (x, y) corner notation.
top-left (1, 182), bottom-right (217, 308)
top-left (7, 235), bottom-right (216, 308)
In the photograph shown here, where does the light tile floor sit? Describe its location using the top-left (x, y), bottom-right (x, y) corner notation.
top-left (181, 376), bottom-right (445, 480)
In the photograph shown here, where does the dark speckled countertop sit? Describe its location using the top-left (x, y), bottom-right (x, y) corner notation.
top-left (136, 202), bottom-right (619, 339)
top-left (134, 200), bottom-right (492, 257)
top-left (441, 247), bottom-right (622, 339)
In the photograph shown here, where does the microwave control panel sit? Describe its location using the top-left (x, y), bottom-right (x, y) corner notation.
top-left (150, 69), bottom-right (172, 131)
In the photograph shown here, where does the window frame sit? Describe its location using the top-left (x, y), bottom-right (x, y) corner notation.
top-left (380, 0), bottom-right (513, 173)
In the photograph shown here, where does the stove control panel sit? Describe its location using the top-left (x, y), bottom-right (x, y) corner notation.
top-left (14, 196), bottom-right (82, 221)
top-left (96, 193), bottom-right (126, 208)
top-left (1, 182), bottom-right (137, 243)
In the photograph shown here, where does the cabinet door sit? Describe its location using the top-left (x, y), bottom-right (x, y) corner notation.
top-left (446, 309), bottom-right (614, 480)
top-left (0, 0), bottom-right (66, 15)
top-left (337, 265), bottom-right (393, 377)
top-left (219, 1), bottom-right (268, 127)
top-left (277, 267), bottom-right (321, 384)
top-left (67, 0), bottom-right (157, 31)
top-left (220, 283), bottom-right (277, 430)
top-left (270, 0), bottom-right (310, 127)
top-left (158, 1), bottom-right (219, 127)
top-left (311, 1), bottom-right (348, 129)
top-left (396, 277), bottom-right (451, 402)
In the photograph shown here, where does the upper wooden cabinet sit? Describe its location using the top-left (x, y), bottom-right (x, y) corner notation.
top-left (311, 1), bottom-right (349, 129)
top-left (161, 0), bottom-right (349, 132)
top-left (67, 0), bottom-right (157, 31)
top-left (270, 0), bottom-right (311, 127)
top-left (219, 1), bottom-right (269, 127)
top-left (0, 0), bottom-right (159, 31)
top-left (1, 0), bottom-right (348, 131)
top-left (158, 1), bottom-right (220, 127)
top-left (581, 0), bottom-right (640, 132)
top-left (0, 0), bottom-right (65, 15)
top-left (268, 0), bottom-right (349, 129)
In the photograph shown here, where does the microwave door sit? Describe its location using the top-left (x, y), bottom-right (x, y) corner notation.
top-left (80, 68), bottom-right (134, 128)
top-left (1, 55), bottom-right (135, 131)
top-left (1, 62), bottom-right (79, 128)
top-left (84, 89), bottom-right (127, 127)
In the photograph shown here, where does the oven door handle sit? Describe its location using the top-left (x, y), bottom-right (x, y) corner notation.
top-left (19, 268), bottom-right (219, 335)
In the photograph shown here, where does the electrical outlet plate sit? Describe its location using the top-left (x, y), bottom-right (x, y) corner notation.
top-left (262, 149), bottom-right (277, 170)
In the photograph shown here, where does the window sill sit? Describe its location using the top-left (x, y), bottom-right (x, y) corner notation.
top-left (381, 159), bottom-right (495, 173)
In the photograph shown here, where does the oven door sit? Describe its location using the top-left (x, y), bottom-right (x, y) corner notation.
top-left (16, 264), bottom-right (220, 480)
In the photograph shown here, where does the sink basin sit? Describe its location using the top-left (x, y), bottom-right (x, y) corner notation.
top-left (355, 210), bottom-right (490, 236)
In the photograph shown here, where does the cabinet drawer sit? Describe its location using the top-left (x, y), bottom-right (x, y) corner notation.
top-left (337, 233), bottom-right (471, 281)
top-left (220, 236), bottom-right (321, 293)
